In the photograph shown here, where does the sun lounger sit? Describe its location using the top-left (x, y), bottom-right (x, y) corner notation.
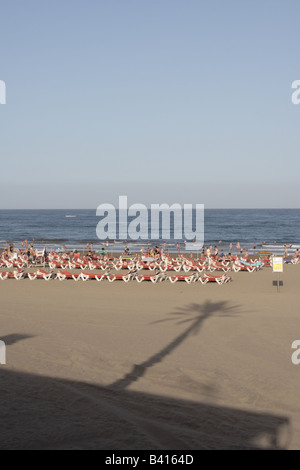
top-left (112, 261), bottom-right (128, 271)
top-left (49, 260), bottom-right (68, 270)
top-left (13, 269), bottom-right (27, 280)
top-left (27, 269), bottom-right (54, 280)
top-left (78, 272), bottom-right (110, 282)
top-left (0, 271), bottom-right (12, 280)
top-left (106, 273), bottom-right (132, 282)
top-left (32, 249), bottom-right (46, 266)
top-left (136, 272), bottom-right (168, 283)
top-left (233, 259), bottom-right (262, 273)
top-left (169, 274), bottom-right (195, 283)
top-left (3, 259), bottom-right (13, 268)
top-left (80, 272), bottom-right (98, 281)
top-left (122, 271), bottom-right (139, 282)
top-left (37, 269), bottom-right (56, 280)
top-left (200, 274), bottom-right (232, 285)
top-left (56, 270), bottom-right (81, 281)
top-left (28, 271), bottom-right (40, 280)
top-left (88, 261), bottom-right (108, 271)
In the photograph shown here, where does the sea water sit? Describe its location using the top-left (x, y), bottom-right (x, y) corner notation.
top-left (0, 209), bottom-right (299, 255)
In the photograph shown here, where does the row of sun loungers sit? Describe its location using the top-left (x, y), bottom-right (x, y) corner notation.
top-left (2, 251), bottom-right (286, 274)
top-left (0, 269), bottom-right (232, 284)
top-left (3, 252), bottom-right (293, 280)
top-left (46, 258), bottom-right (265, 273)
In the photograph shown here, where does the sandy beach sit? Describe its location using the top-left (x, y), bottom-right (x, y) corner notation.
top-left (0, 263), bottom-right (299, 450)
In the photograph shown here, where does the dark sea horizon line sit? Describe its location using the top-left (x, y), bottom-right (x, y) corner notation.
top-left (1, 208), bottom-right (300, 211)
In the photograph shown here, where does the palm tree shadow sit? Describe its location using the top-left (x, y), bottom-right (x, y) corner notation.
top-left (110, 300), bottom-right (241, 391)
top-left (0, 305), bottom-right (291, 450)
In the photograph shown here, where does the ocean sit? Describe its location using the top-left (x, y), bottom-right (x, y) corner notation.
top-left (0, 209), bottom-right (300, 255)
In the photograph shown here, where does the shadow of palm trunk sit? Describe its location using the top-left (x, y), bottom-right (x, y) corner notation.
top-left (110, 300), bottom-right (240, 391)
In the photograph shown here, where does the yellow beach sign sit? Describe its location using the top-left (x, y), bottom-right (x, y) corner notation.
top-left (273, 257), bottom-right (283, 273)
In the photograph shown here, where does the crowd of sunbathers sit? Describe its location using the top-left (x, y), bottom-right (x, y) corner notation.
top-left (2, 239), bottom-right (300, 266)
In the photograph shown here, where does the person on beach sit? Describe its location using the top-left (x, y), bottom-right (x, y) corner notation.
top-left (293, 249), bottom-right (299, 262)
top-left (229, 242), bottom-right (233, 253)
top-left (154, 246), bottom-right (161, 257)
top-left (236, 241), bottom-right (240, 253)
top-left (253, 242), bottom-right (256, 250)
top-left (26, 245), bottom-right (33, 263)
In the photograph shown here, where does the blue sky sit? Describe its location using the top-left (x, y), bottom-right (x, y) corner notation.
top-left (0, 0), bottom-right (299, 208)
